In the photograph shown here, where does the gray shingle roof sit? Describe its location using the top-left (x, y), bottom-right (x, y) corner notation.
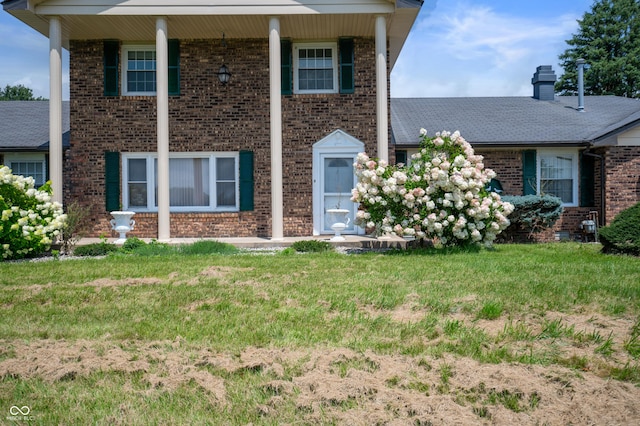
top-left (391, 96), bottom-right (640, 147)
top-left (0, 101), bottom-right (70, 151)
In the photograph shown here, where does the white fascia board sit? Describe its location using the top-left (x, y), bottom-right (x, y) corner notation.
top-left (34, 0), bottom-right (395, 16)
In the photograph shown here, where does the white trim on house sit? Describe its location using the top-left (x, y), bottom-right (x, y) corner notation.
top-left (33, 0), bottom-right (396, 16)
top-left (312, 129), bottom-right (364, 236)
top-left (121, 44), bottom-right (157, 96)
top-left (293, 41), bottom-right (338, 95)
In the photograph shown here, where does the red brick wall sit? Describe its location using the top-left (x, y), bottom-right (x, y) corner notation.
top-left (604, 146), bottom-right (640, 223)
top-left (65, 38), bottom-right (381, 238)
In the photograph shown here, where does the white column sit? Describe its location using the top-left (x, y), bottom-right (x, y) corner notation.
top-left (49, 17), bottom-right (63, 204)
top-left (269, 17), bottom-right (284, 240)
top-left (156, 17), bottom-right (170, 241)
top-left (375, 15), bottom-right (389, 163)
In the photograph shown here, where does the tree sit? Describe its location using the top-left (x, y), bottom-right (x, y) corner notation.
top-left (556, 0), bottom-right (640, 98)
top-left (0, 84), bottom-right (46, 101)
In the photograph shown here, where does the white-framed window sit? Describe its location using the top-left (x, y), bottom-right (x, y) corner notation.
top-left (122, 152), bottom-right (239, 212)
top-left (293, 42), bottom-right (338, 94)
top-left (538, 149), bottom-right (579, 206)
top-left (6, 153), bottom-right (46, 187)
top-left (122, 44), bottom-right (156, 95)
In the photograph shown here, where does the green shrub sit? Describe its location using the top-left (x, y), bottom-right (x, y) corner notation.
top-left (500, 195), bottom-right (563, 242)
top-left (177, 240), bottom-right (239, 255)
top-left (1, 166), bottom-right (66, 260)
top-left (127, 240), bottom-right (173, 256)
top-left (599, 202), bottom-right (640, 256)
top-left (121, 237), bottom-right (147, 252)
top-left (291, 240), bottom-right (333, 253)
top-left (73, 242), bottom-right (119, 257)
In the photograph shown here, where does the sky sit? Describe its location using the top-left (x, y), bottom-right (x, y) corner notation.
top-left (0, 0), bottom-right (595, 100)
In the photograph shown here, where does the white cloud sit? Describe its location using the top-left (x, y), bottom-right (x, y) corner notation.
top-left (391, 2), bottom-right (582, 98)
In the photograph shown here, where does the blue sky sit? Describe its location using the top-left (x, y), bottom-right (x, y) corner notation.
top-left (0, 0), bottom-right (594, 100)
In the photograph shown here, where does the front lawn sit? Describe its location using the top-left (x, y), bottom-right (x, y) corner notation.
top-left (1, 243), bottom-right (639, 424)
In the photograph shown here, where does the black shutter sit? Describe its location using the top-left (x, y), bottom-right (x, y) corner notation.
top-left (239, 151), bottom-right (254, 211)
top-left (339, 38), bottom-right (355, 94)
top-left (522, 150), bottom-right (537, 195)
top-left (168, 39), bottom-right (180, 96)
top-left (105, 152), bottom-right (120, 211)
top-left (281, 39), bottom-right (292, 95)
top-left (580, 152), bottom-right (595, 207)
top-left (104, 40), bottom-right (119, 96)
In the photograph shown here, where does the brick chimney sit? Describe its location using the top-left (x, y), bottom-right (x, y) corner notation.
top-left (531, 65), bottom-right (556, 101)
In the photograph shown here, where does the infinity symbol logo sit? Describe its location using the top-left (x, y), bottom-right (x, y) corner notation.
top-left (9, 406), bottom-right (30, 416)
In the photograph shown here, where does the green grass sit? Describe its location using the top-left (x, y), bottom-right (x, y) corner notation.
top-left (0, 242), bottom-right (639, 424)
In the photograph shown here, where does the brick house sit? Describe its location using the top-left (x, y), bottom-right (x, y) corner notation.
top-left (392, 66), bottom-right (640, 240)
top-left (3, 0), bottom-right (422, 240)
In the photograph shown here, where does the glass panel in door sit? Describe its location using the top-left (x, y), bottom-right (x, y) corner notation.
top-left (323, 156), bottom-right (355, 232)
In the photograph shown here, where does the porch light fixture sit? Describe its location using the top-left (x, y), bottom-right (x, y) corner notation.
top-left (217, 63), bottom-right (231, 85)
top-left (217, 33), bottom-right (231, 86)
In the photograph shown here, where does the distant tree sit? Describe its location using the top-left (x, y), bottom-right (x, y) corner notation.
top-left (0, 84), bottom-right (46, 101)
top-left (555, 0), bottom-right (640, 98)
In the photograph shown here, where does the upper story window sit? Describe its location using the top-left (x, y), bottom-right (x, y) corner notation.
top-left (294, 42), bottom-right (338, 94)
top-left (538, 149), bottom-right (578, 206)
top-left (122, 45), bottom-right (156, 95)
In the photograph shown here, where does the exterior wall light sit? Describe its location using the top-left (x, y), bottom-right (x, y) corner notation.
top-left (218, 64), bottom-right (231, 85)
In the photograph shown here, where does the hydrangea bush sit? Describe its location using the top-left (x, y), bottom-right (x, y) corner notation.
top-left (351, 130), bottom-right (513, 247)
top-left (0, 165), bottom-right (66, 260)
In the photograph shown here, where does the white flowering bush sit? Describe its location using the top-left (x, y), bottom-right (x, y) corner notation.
top-left (0, 165), bottom-right (66, 260)
top-left (351, 130), bottom-right (513, 247)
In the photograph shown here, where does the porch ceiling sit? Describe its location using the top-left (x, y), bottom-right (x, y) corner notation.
top-left (4, 0), bottom-right (419, 67)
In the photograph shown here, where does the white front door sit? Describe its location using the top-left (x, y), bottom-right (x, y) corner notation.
top-left (312, 129), bottom-right (364, 236)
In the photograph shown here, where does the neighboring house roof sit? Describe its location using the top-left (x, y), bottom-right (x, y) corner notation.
top-left (391, 96), bottom-right (640, 147)
top-left (0, 101), bottom-right (70, 151)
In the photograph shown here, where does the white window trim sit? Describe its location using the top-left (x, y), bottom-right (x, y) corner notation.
top-left (293, 41), bottom-right (338, 94)
top-left (122, 152), bottom-right (239, 212)
top-left (121, 44), bottom-right (157, 96)
top-left (537, 148), bottom-right (579, 207)
top-left (5, 153), bottom-right (47, 187)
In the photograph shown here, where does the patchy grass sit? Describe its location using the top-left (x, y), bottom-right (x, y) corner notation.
top-left (0, 242), bottom-right (639, 424)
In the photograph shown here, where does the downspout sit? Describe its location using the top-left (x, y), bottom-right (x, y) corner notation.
top-left (582, 145), bottom-right (606, 226)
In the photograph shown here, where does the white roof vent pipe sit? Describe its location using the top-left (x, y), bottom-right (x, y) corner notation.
top-left (576, 58), bottom-right (590, 112)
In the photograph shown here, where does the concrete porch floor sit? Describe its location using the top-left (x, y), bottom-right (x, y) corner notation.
top-left (77, 235), bottom-right (410, 250)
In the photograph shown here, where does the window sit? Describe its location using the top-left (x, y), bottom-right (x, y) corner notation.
top-left (294, 42), bottom-right (338, 94)
top-left (122, 153), bottom-right (238, 212)
top-left (122, 45), bottom-right (156, 95)
top-left (538, 150), bottom-right (578, 206)
top-left (6, 155), bottom-right (46, 187)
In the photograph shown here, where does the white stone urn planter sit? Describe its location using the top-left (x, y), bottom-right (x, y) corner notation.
top-left (110, 211), bottom-right (136, 244)
top-left (326, 208), bottom-right (350, 242)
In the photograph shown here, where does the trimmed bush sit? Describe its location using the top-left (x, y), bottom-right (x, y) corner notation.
top-left (177, 240), bottom-right (239, 255)
top-left (500, 195), bottom-right (563, 242)
top-left (121, 237), bottom-right (147, 252)
top-left (73, 242), bottom-right (119, 257)
top-left (291, 240), bottom-right (334, 253)
top-left (599, 202), bottom-right (640, 256)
